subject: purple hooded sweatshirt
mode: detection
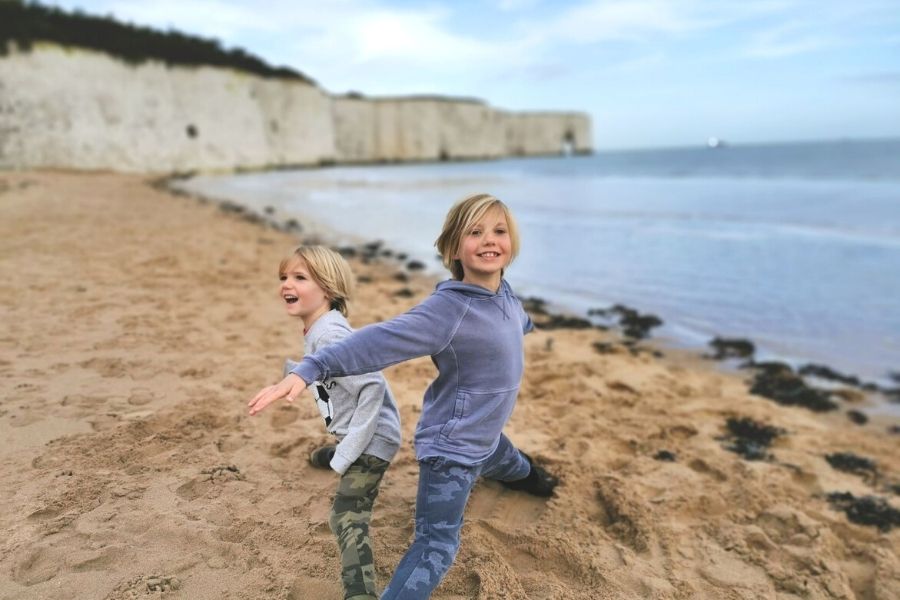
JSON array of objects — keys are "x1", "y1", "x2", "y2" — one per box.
[{"x1": 291, "y1": 279, "x2": 533, "y2": 466}]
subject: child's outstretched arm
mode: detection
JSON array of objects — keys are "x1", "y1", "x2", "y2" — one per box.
[
  {"x1": 291, "y1": 291, "x2": 465, "y2": 384},
  {"x1": 248, "y1": 291, "x2": 466, "y2": 415},
  {"x1": 247, "y1": 373, "x2": 307, "y2": 416}
]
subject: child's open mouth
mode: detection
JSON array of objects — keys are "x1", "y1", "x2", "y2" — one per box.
[
  {"x1": 478, "y1": 252, "x2": 500, "y2": 258},
  {"x1": 284, "y1": 295, "x2": 299, "y2": 304}
]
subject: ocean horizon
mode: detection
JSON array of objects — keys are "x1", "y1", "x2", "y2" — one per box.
[{"x1": 176, "y1": 137, "x2": 900, "y2": 402}]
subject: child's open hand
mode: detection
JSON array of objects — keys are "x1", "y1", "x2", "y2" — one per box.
[{"x1": 248, "y1": 374, "x2": 308, "y2": 416}]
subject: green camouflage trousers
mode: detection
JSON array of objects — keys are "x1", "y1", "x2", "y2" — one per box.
[{"x1": 330, "y1": 453, "x2": 390, "y2": 600}]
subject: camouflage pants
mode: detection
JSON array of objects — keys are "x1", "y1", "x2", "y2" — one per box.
[
  {"x1": 330, "y1": 453, "x2": 390, "y2": 600},
  {"x1": 380, "y1": 433, "x2": 530, "y2": 599}
]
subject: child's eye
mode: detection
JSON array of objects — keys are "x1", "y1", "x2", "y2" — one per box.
[
  {"x1": 278, "y1": 275, "x2": 287, "y2": 281},
  {"x1": 294, "y1": 275, "x2": 306, "y2": 281},
  {"x1": 470, "y1": 229, "x2": 482, "y2": 236}
]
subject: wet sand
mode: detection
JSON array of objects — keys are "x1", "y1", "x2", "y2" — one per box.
[{"x1": 0, "y1": 171, "x2": 898, "y2": 599}]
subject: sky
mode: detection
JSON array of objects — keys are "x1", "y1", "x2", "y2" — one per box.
[{"x1": 43, "y1": 0, "x2": 900, "y2": 150}]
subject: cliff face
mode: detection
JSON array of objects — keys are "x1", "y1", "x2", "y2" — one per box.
[
  {"x1": 0, "y1": 46, "x2": 334, "y2": 172},
  {"x1": 0, "y1": 46, "x2": 592, "y2": 172}
]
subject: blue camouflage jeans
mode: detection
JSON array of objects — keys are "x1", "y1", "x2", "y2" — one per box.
[{"x1": 380, "y1": 434, "x2": 530, "y2": 599}]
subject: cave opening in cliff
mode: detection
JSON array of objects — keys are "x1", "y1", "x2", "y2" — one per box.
[{"x1": 562, "y1": 130, "x2": 575, "y2": 156}]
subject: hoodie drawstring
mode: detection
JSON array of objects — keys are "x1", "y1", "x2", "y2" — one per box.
[{"x1": 494, "y1": 294, "x2": 511, "y2": 320}]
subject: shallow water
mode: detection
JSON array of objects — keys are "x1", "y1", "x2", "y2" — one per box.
[{"x1": 176, "y1": 138, "x2": 900, "y2": 390}]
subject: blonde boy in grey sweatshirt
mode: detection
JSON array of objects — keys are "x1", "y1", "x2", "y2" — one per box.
[{"x1": 267, "y1": 245, "x2": 401, "y2": 600}]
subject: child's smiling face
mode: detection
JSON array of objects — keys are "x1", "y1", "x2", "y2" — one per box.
[
  {"x1": 455, "y1": 206, "x2": 511, "y2": 289},
  {"x1": 279, "y1": 258, "x2": 330, "y2": 323}
]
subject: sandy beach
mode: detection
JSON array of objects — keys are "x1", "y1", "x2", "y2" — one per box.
[{"x1": 1, "y1": 171, "x2": 898, "y2": 599}]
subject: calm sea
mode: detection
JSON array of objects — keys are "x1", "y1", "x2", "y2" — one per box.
[{"x1": 176, "y1": 138, "x2": 900, "y2": 393}]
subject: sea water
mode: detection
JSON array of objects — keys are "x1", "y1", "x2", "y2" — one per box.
[{"x1": 176, "y1": 138, "x2": 900, "y2": 390}]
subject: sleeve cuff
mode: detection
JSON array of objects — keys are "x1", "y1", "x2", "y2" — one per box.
[
  {"x1": 290, "y1": 358, "x2": 321, "y2": 385},
  {"x1": 330, "y1": 451, "x2": 353, "y2": 475}
]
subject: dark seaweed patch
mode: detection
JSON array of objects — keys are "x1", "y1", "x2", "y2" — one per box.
[
  {"x1": 720, "y1": 417, "x2": 785, "y2": 461},
  {"x1": 653, "y1": 450, "x2": 676, "y2": 462},
  {"x1": 826, "y1": 492, "x2": 900, "y2": 532},
  {"x1": 747, "y1": 363, "x2": 838, "y2": 412},
  {"x1": 825, "y1": 452, "x2": 877, "y2": 478}
]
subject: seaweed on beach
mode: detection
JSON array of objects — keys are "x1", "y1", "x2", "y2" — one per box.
[
  {"x1": 720, "y1": 417, "x2": 785, "y2": 461},
  {"x1": 653, "y1": 450, "x2": 676, "y2": 462},
  {"x1": 747, "y1": 362, "x2": 838, "y2": 412},
  {"x1": 534, "y1": 314, "x2": 594, "y2": 330},
  {"x1": 520, "y1": 296, "x2": 549, "y2": 315},
  {"x1": 798, "y1": 363, "x2": 862, "y2": 387},
  {"x1": 825, "y1": 452, "x2": 878, "y2": 478},
  {"x1": 826, "y1": 492, "x2": 900, "y2": 532},
  {"x1": 588, "y1": 304, "x2": 662, "y2": 339},
  {"x1": 592, "y1": 341, "x2": 618, "y2": 355},
  {"x1": 707, "y1": 337, "x2": 755, "y2": 360},
  {"x1": 0, "y1": 1, "x2": 314, "y2": 83},
  {"x1": 846, "y1": 410, "x2": 868, "y2": 425}
]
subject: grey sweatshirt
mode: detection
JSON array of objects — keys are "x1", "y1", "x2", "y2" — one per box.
[
  {"x1": 292, "y1": 279, "x2": 533, "y2": 466},
  {"x1": 285, "y1": 310, "x2": 401, "y2": 474}
]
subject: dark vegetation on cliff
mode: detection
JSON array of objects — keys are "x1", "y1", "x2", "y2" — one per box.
[{"x1": 0, "y1": 0, "x2": 315, "y2": 84}]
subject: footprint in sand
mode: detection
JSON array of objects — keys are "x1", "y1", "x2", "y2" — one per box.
[
  {"x1": 179, "y1": 367, "x2": 213, "y2": 379},
  {"x1": 11, "y1": 545, "x2": 63, "y2": 586},
  {"x1": 270, "y1": 405, "x2": 300, "y2": 428},
  {"x1": 176, "y1": 465, "x2": 245, "y2": 501},
  {"x1": 127, "y1": 388, "x2": 157, "y2": 406},
  {"x1": 269, "y1": 438, "x2": 306, "y2": 457},
  {"x1": 467, "y1": 483, "x2": 550, "y2": 526},
  {"x1": 289, "y1": 575, "x2": 342, "y2": 600},
  {"x1": 688, "y1": 458, "x2": 728, "y2": 482}
]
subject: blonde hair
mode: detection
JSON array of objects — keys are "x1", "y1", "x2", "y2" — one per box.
[
  {"x1": 278, "y1": 246, "x2": 355, "y2": 316},
  {"x1": 435, "y1": 193, "x2": 520, "y2": 280}
]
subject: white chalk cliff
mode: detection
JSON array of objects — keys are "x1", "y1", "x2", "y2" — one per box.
[{"x1": 0, "y1": 45, "x2": 592, "y2": 173}]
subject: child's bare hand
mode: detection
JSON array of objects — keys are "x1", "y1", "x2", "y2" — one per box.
[{"x1": 248, "y1": 374, "x2": 308, "y2": 416}]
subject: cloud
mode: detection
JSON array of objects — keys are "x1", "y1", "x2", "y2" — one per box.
[
  {"x1": 539, "y1": 1, "x2": 718, "y2": 44},
  {"x1": 743, "y1": 22, "x2": 835, "y2": 58},
  {"x1": 44, "y1": 0, "x2": 900, "y2": 96},
  {"x1": 103, "y1": 0, "x2": 282, "y2": 40},
  {"x1": 739, "y1": 1, "x2": 900, "y2": 59},
  {"x1": 344, "y1": 9, "x2": 508, "y2": 64}
]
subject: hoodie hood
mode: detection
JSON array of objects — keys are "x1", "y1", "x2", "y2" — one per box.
[{"x1": 435, "y1": 278, "x2": 514, "y2": 319}]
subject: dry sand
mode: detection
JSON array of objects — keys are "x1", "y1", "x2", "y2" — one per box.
[{"x1": 0, "y1": 171, "x2": 898, "y2": 600}]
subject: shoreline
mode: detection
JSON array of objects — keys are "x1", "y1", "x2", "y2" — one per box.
[
  {"x1": 1, "y1": 171, "x2": 898, "y2": 599},
  {"x1": 169, "y1": 163, "x2": 900, "y2": 394},
  {"x1": 167, "y1": 173, "x2": 900, "y2": 425}
]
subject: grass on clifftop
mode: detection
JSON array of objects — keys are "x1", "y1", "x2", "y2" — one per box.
[{"x1": 0, "y1": 0, "x2": 316, "y2": 84}]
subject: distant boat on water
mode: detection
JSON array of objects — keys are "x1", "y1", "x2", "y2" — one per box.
[{"x1": 707, "y1": 137, "x2": 727, "y2": 149}]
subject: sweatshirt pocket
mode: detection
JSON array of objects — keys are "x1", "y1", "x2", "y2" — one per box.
[{"x1": 438, "y1": 391, "x2": 468, "y2": 441}]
